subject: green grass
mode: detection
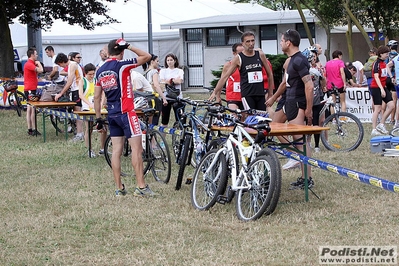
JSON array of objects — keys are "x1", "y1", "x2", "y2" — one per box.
[{"x1": 1, "y1": 97, "x2": 399, "y2": 265}]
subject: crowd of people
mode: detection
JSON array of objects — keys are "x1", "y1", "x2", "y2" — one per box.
[
  {"x1": 22, "y1": 31, "x2": 399, "y2": 196},
  {"x1": 24, "y1": 40, "x2": 184, "y2": 196}
]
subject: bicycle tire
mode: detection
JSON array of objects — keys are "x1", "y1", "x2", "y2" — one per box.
[
  {"x1": 171, "y1": 121, "x2": 183, "y2": 159},
  {"x1": 104, "y1": 135, "x2": 112, "y2": 168},
  {"x1": 321, "y1": 112, "x2": 364, "y2": 152},
  {"x1": 235, "y1": 155, "x2": 276, "y2": 221},
  {"x1": 8, "y1": 91, "x2": 25, "y2": 117},
  {"x1": 390, "y1": 127, "x2": 399, "y2": 137},
  {"x1": 176, "y1": 134, "x2": 193, "y2": 190},
  {"x1": 191, "y1": 149, "x2": 227, "y2": 210},
  {"x1": 15, "y1": 91, "x2": 25, "y2": 117},
  {"x1": 49, "y1": 115, "x2": 64, "y2": 133},
  {"x1": 104, "y1": 136, "x2": 134, "y2": 177},
  {"x1": 257, "y1": 147, "x2": 282, "y2": 215},
  {"x1": 146, "y1": 130, "x2": 171, "y2": 184}
]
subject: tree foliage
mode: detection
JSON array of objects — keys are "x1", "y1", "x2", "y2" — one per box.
[
  {"x1": 0, "y1": 0, "x2": 117, "y2": 77},
  {"x1": 230, "y1": 0, "x2": 295, "y2": 10},
  {"x1": 231, "y1": 0, "x2": 399, "y2": 60}
]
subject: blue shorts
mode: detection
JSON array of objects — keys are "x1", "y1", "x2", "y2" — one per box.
[{"x1": 108, "y1": 111, "x2": 142, "y2": 138}]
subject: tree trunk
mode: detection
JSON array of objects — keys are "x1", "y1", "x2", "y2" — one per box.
[
  {"x1": 325, "y1": 25, "x2": 331, "y2": 61},
  {"x1": 346, "y1": 1, "x2": 354, "y2": 62},
  {"x1": 294, "y1": 0, "x2": 314, "y2": 45},
  {"x1": 0, "y1": 10, "x2": 17, "y2": 78},
  {"x1": 342, "y1": 0, "x2": 373, "y2": 49}
]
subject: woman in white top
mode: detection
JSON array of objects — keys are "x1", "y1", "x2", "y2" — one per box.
[
  {"x1": 159, "y1": 53, "x2": 184, "y2": 127},
  {"x1": 143, "y1": 54, "x2": 168, "y2": 125}
]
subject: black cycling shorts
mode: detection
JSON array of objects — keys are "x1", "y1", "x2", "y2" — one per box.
[{"x1": 285, "y1": 100, "x2": 306, "y2": 121}]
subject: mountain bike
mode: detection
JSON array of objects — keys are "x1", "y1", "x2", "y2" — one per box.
[
  {"x1": 104, "y1": 108, "x2": 171, "y2": 183},
  {"x1": 1, "y1": 78, "x2": 25, "y2": 117},
  {"x1": 319, "y1": 85, "x2": 364, "y2": 152},
  {"x1": 191, "y1": 107, "x2": 280, "y2": 221},
  {"x1": 171, "y1": 97, "x2": 224, "y2": 190}
]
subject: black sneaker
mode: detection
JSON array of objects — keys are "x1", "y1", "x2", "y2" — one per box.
[
  {"x1": 290, "y1": 177, "x2": 314, "y2": 189},
  {"x1": 32, "y1": 129, "x2": 42, "y2": 136}
]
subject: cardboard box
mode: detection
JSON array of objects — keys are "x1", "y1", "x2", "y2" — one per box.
[{"x1": 370, "y1": 136, "x2": 391, "y2": 153}]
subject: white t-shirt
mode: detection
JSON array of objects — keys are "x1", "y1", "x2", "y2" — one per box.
[
  {"x1": 52, "y1": 55, "x2": 65, "y2": 83},
  {"x1": 352, "y1": 61, "x2": 368, "y2": 86},
  {"x1": 159, "y1": 68, "x2": 184, "y2": 97},
  {"x1": 131, "y1": 71, "x2": 153, "y2": 92},
  {"x1": 68, "y1": 61, "x2": 83, "y2": 92}
]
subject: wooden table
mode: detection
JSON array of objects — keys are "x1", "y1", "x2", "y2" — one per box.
[
  {"x1": 74, "y1": 110, "x2": 108, "y2": 158},
  {"x1": 74, "y1": 109, "x2": 149, "y2": 158},
  {"x1": 28, "y1": 101, "x2": 76, "y2": 142},
  {"x1": 211, "y1": 122, "x2": 329, "y2": 201},
  {"x1": 212, "y1": 122, "x2": 328, "y2": 136}
]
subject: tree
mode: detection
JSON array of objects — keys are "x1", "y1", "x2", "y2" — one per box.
[
  {"x1": 353, "y1": 0, "x2": 399, "y2": 46},
  {"x1": 230, "y1": 0, "x2": 344, "y2": 60},
  {"x1": 0, "y1": 0, "x2": 117, "y2": 78}
]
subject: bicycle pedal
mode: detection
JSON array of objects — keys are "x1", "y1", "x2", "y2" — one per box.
[{"x1": 217, "y1": 195, "x2": 228, "y2": 205}]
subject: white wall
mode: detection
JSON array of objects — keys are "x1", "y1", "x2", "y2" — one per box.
[{"x1": 40, "y1": 37, "x2": 181, "y2": 72}]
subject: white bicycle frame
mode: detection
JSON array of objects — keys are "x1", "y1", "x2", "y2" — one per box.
[{"x1": 206, "y1": 123, "x2": 263, "y2": 191}]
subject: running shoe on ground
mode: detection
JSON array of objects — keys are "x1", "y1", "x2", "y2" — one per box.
[
  {"x1": 314, "y1": 147, "x2": 321, "y2": 153},
  {"x1": 29, "y1": 129, "x2": 41, "y2": 136},
  {"x1": 98, "y1": 149, "x2": 104, "y2": 155},
  {"x1": 133, "y1": 185, "x2": 157, "y2": 197},
  {"x1": 371, "y1": 129, "x2": 383, "y2": 136},
  {"x1": 290, "y1": 177, "x2": 314, "y2": 190},
  {"x1": 282, "y1": 158, "x2": 300, "y2": 170},
  {"x1": 376, "y1": 123, "x2": 389, "y2": 135},
  {"x1": 71, "y1": 134, "x2": 84, "y2": 142},
  {"x1": 88, "y1": 150, "x2": 96, "y2": 158},
  {"x1": 115, "y1": 184, "x2": 127, "y2": 196}
]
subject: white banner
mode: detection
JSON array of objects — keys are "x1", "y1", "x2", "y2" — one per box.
[{"x1": 345, "y1": 87, "x2": 373, "y2": 123}]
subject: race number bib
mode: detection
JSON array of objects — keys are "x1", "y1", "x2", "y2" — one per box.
[
  {"x1": 233, "y1": 82, "x2": 241, "y2": 92},
  {"x1": 248, "y1": 71, "x2": 263, "y2": 83}
]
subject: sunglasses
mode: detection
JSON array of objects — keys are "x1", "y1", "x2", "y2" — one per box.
[
  {"x1": 284, "y1": 29, "x2": 293, "y2": 42},
  {"x1": 76, "y1": 56, "x2": 82, "y2": 59}
]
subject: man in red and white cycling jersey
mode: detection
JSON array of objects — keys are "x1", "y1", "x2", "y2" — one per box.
[{"x1": 94, "y1": 39, "x2": 155, "y2": 197}]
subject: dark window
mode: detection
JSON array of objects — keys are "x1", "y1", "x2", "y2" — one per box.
[
  {"x1": 296, "y1": 23, "x2": 315, "y2": 39},
  {"x1": 260, "y1": 25, "x2": 277, "y2": 40},
  {"x1": 206, "y1": 27, "x2": 242, "y2": 46},
  {"x1": 207, "y1": 28, "x2": 226, "y2": 46},
  {"x1": 186, "y1": 29, "x2": 202, "y2": 41}
]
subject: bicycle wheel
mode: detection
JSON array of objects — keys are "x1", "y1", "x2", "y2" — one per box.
[
  {"x1": 104, "y1": 135, "x2": 112, "y2": 168},
  {"x1": 49, "y1": 115, "x2": 64, "y2": 133},
  {"x1": 8, "y1": 91, "x2": 26, "y2": 117},
  {"x1": 390, "y1": 127, "x2": 399, "y2": 137},
  {"x1": 321, "y1": 112, "x2": 364, "y2": 152},
  {"x1": 176, "y1": 134, "x2": 193, "y2": 190},
  {"x1": 191, "y1": 149, "x2": 227, "y2": 210},
  {"x1": 104, "y1": 136, "x2": 133, "y2": 177},
  {"x1": 235, "y1": 155, "x2": 276, "y2": 221},
  {"x1": 145, "y1": 130, "x2": 171, "y2": 184},
  {"x1": 171, "y1": 121, "x2": 183, "y2": 159},
  {"x1": 257, "y1": 147, "x2": 282, "y2": 215}
]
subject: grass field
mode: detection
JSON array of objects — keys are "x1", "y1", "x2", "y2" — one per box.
[{"x1": 1, "y1": 96, "x2": 398, "y2": 265}]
